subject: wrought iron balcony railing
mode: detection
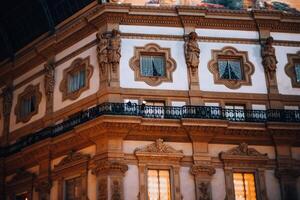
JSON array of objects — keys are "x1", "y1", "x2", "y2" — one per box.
[{"x1": 1, "y1": 102, "x2": 300, "y2": 157}]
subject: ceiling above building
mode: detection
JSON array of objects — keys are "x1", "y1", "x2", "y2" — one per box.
[{"x1": 0, "y1": 0, "x2": 94, "y2": 63}]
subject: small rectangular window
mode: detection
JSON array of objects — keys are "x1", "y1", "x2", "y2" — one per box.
[
  {"x1": 233, "y1": 172, "x2": 257, "y2": 200},
  {"x1": 147, "y1": 169, "x2": 171, "y2": 200},
  {"x1": 218, "y1": 59, "x2": 243, "y2": 80},
  {"x1": 65, "y1": 176, "x2": 82, "y2": 200},
  {"x1": 295, "y1": 63, "x2": 300, "y2": 83},
  {"x1": 140, "y1": 55, "x2": 165, "y2": 77},
  {"x1": 68, "y1": 69, "x2": 86, "y2": 93}
]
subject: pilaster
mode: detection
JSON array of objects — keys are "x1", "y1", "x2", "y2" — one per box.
[{"x1": 35, "y1": 157, "x2": 52, "y2": 200}]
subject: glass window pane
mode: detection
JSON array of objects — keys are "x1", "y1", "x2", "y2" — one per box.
[
  {"x1": 233, "y1": 173, "x2": 257, "y2": 200},
  {"x1": 218, "y1": 59, "x2": 242, "y2": 80},
  {"x1": 141, "y1": 55, "x2": 165, "y2": 77},
  {"x1": 148, "y1": 170, "x2": 159, "y2": 200},
  {"x1": 295, "y1": 63, "x2": 300, "y2": 83},
  {"x1": 68, "y1": 69, "x2": 86, "y2": 93},
  {"x1": 159, "y1": 170, "x2": 171, "y2": 200}
]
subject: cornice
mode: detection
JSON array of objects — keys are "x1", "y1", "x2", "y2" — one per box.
[{"x1": 1, "y1": 4, "x2": 300, "y2": 88}]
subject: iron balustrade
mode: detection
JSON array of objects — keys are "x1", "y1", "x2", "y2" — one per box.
[{"x1": 1, "y1": 103, "x2": 300, "y2": 157}]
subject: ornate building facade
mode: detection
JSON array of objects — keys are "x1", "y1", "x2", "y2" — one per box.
[{"x1": 0, "y1": 1, "x2": 300, "y2": 200}]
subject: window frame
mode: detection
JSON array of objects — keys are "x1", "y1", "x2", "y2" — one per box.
[
  {"x1": 52, "y1": 150, "x2": 90, "y2": 200},
  {"x1": 129, "y1": 43, "x2": 176, "y2": 86},
  {"x1": 285, "y1": 51, "x2": 300, "y2": 88},
  {"x1": 208, "y1": 46, "x2": 255, "y2": 89},
  {"x1": 220, "y1": 143, "x2": 269, "y2": 200},
  {"x1": 59, "y1": 57, "x2": 93, "y2": 101},
  {"x1": 146, "y1": 167, "x2": 174, "y2": 200},
  {"x1": 134, "y1": 139, "x2": 183, "y2": 200},
  {"x1": 14, "y1": 84, "x2": 42, "y2": 123}
]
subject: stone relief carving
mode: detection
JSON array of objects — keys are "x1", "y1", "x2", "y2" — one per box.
[
  {"x1": 91, "y1": 160, "x2": 128, "y2": 176},
  {"x1": 198, "y1": 182, "x2": 210, "y2": 200},
  {"x1": 44, "y1": 60, "x2": 55, "y2": 101},
  {"x1": 98, "y1": 177, "x2": 108, "y2": 200},
  {"x1": 190, "y1": 165, "x2": 216, "y2": 176},
  {"x1": 134, "y1": 138, "x2": 183, "y2": 154},
  {"x1": 185, "y1": 32, "x2": 200, "y2": 75},
  {"x1": 97, "y1": 32, "x2": 109, "y2": 75},
  {"x1": 221, "y1": 142, "x2": 267, "y2": 157},
  {"x1": 261, "y1": 36, "x2": 278, "y2": 80},
  {"x1": 111, "y1": 179, "x2": 121, "y2": 200},
  {"x1": 2, "y1": 85, "x2": 13, "y2": 116},
  {"x1": 108, "y1": 29, "x2": 121, "y2": 73}
]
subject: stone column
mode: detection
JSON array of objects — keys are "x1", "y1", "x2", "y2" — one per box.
[
  {"x1": 190, "y1": 165, "x2": 216, "y2": 200},
  {"x1": 91, "y1": 159, "x2": 128, "y2": 200}
]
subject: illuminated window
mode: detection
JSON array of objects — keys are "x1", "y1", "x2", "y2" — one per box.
[
  {"x1": 233, "y1": 173, "x2": 257, "y2": 200},
  {"x1": 218, "y1": 59, "x2": 243, "y2": 80},
  {"x1": 65, "y1": 176, "x2": 82, "y2": 200},
  {"x1": 147, "y1": 169, "x2": 171, "y2": 200}
]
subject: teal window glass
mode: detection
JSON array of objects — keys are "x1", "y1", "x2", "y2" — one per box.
[
  {"x1": 140, "y1": 55, "x2": 165, "y2": 77},
  {"x1": 68, "y1": 69, "x2": 86, "y2": 93},
  {"x1": 218, "y1": 59, "x2": 243, "y2": 80}
]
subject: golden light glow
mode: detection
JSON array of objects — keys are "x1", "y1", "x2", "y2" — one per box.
[
  {"x1": 147, "y1": 169, "x2": 171, "y2": 200},
  {"x1": 233, "y1": 173, "x2": 257, "y2": 200}
]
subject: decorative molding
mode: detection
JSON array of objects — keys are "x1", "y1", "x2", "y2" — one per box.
[
  {"x1": 7, "y1": 168, "x2": 36, "y2": 200},
  {"x1": 285, "y1": 51, "x2": 300, "y2": 88},
  {"x1": 129, "y1": 43, "x2": 176, "y2": 86},
  {"x1": 54, "y1": 150, "x2": 90, "y2": 171},
  {"x1": 190, "y1": 165, "x2": 216, "y2": 177},
  {"x1": 208, "y1": 46, "x2": 255, "y2": 89},
  {"x1": 14, "y1": 84, "x2": 42, "y2": 123},
  {"x1": 220, "y1": 142, "x2": 268, "y2": 162},
  {"x1": 135, "y1": 138, "x2": 183, "y2": 154},
  {"x1": 91, "y1": 160, "x2": 128, "y2": 176},
  {"x1": 59, "y1": 56, "x2": 93, "y2": 101}
]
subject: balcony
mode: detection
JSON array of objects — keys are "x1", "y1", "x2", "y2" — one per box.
[{"x1": 1, "y1": 102, "x2": 300, "y2": 157}]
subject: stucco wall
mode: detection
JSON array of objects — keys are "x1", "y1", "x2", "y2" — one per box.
[
  {"x1": 196, "y1": 29, "x2": 259, "y2": 39},
  {"x1": 180, "y1": 166, "x2": 196, "y2": 200},
  {"x1": 273, "y1": 46, "x2": 300, "y2": 95},
  {"x1": 120, "y1": 38, "x2": 189, "y2": 90},
  {"x1": 124, "y1": 165, "x2": 139, "y2": 200},
  {"x1": 199, "y1": 42, "x2": 267, "y2": 94},
  {"x1": 10, "y1": 75, "x2": 46, "y2": 132},
  {"x1": 265, "y1": 170, "x2": 281, "y2": 200},
  {"x1": 211, "y1": 168, "x2": 226, "y2": 200},
  {"x1": 53, "y1": 46, "x2": 99, "y2": 112}
]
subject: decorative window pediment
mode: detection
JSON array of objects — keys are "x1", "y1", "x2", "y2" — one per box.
[
  {"x1": 285, "y1": 51, "x2": 300, "y2": 88},
  {"x1": 7, "y1": 169, "x2": 36, "y2": 200},
  {"x1": 14, "y1": 84, "x2": 42, "y2": 123},
  {"x1": 59, "y1": 57, "x2": 93, "y2": 101},
  {"x1": 129, "y1": 43, "x2": 176, "y2": 86},
  {"x1": 208, "y1": 46, "x2": 255, "y2": 89},
  {"x1": 52, "y1": 150, "x2": 90, "y2": 200}
]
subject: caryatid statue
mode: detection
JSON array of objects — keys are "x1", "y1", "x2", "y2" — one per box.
[
  {"x1": 261, "y1": 36, "x2": 278, "y2": 80},
  {"x1": 108, "y1": 29, "x2": 121, "y2": 73},
  {"x1": 185, "y1": 32, "x2": 200, "y2": 75},
  {"x1": 97, "y1": 32, "x2": 109, "y2": 74},
  {"x1": 44, "y1": 60, "x2": 55, "y2": 101}
]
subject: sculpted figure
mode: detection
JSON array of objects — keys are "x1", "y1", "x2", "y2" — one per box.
[
  {"x1": 97, "y1": 32, "x2": 109, "y2": 74},
  {"x1": 185, "y1": 32, "x2": 200, "y2": 75},
  {"x1": 261, "y1": 36, "x2": 277, "y2": 79},
  {"x1": 108, "y1": 29, "x2": 121, "y2": 73},
  {"x1": 198, "y1": 182, "x2": 209, "y2": 200},
  {"x1": 3, "y1": 85, "x2": 13, "y2": 116},
  {"x1": 44, "y1": 61, "x2": 55, "y2": 100}
]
